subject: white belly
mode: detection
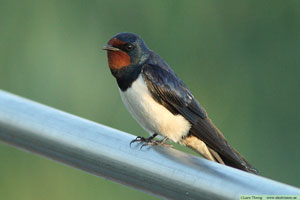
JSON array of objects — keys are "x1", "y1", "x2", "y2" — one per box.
[{"x1": 119, "y1": 75, "x2": 191, "y2": 142}]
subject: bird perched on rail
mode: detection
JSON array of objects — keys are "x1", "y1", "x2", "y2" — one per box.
[{"x1": 103, "y1": 32, "x2": 258, "y2": 174}]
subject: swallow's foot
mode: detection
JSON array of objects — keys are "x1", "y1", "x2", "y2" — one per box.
[
  {"x1": 139, "y1": 136, "x2": 172, "y2": 149},
  {"x1": 130, "y1": 134, "x2": 157, "y2": 147},
  {"x1": 130, "y1": 134, "x2": 172, "y2": 149}
]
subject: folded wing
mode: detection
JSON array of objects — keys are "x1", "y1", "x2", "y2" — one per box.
[{"x1": 142, "y1": 64, "x2": 258, "y2": 174}]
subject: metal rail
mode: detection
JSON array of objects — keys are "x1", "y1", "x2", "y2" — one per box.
[{"x1": 0, "y1": 90, "x2": 299, "y2": 200}]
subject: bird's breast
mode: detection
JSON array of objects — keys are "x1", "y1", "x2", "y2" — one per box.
[{"x1": 119, "y1": 74, "x2": 191, "y2": 142}]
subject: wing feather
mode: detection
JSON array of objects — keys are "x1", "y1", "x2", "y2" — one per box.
[{"x1": 142, "y1": 64, "x2": 258, "y2": 174}]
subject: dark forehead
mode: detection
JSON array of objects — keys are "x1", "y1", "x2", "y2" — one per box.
[{"x1": 112, "y1": 32, "x2": 140, "y2": 43}]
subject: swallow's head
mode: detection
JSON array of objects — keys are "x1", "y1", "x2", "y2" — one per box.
[{"x1": 103, "y1": 32, "x2": 150, "y2": 71}]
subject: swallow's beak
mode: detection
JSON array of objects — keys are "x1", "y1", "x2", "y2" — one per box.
[{"x1": 102, "y1": 44, "x2": 121, "y2": 51}]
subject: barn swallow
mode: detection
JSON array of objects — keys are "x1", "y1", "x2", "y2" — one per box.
[{"x1": 103, "y1": 32, "x2": 258, "y2": 174}]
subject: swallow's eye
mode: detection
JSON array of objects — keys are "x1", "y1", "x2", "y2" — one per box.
[{"x1": 125, "y1": 44, "x2": 134, "y2": 51}]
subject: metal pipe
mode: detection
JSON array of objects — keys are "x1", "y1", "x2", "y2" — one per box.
[{"x1": 0, "y1": 90, "x2": 299, "y2": 200}]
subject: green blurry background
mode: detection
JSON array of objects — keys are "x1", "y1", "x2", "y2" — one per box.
[{"x1": 0, "y1": 0, "x2": 299, "y2": 199}]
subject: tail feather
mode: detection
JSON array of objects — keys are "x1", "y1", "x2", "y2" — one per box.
[
  {"x1": 188, "y1": 117, "x2": 258, "y2": 174},
  {"x1": 217, "y1": 146, "x2": 258, "y2": 174}
]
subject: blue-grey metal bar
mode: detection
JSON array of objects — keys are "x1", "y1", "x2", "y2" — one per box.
[{"x1": 0, "y1": 90, "x2": 299, "y2": 200}]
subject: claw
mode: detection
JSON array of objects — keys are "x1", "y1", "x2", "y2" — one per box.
[
  {"x1": 130, "y1": 135, "x2": 171, "y2": 149},
  {"x1": 140, "y1": 143, "x2": 149, "y2": 150},
  {"x1": 130, "y1": 136, "x2": 146, "y2": 147},
  {"x1": 130, "y1": 134, "x2": 158, "y2": 148},
  {"x1": 140, "y1": 138, "x2": 172, "y2": 149}
]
